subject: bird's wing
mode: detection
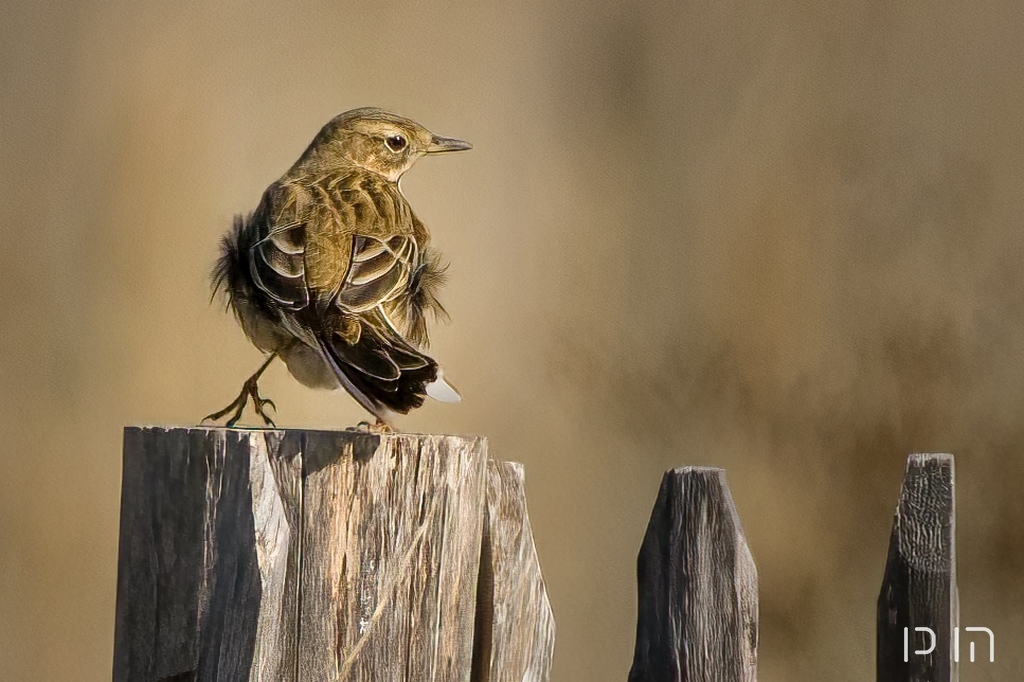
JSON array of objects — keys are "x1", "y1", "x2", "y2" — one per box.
[
  {"x1": 335, "y1": 233, "x2": 419, "y2": 313},
  {"x1": 248, "y1": 178, "x2": 421, "y2": 318},
  {"x1": 248, "y1": 183, "x2": 311, "y2": 310},
  {"x1": 311, "y1": 180, "x2": 437, "y2": 418}
]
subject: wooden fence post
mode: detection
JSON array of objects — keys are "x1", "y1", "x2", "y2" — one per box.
[
  {"x1": 627, "y1": 467, "x2": 758, "y2": 682},
  {"x1": 112, "y1": 427, "x2": 554, "y2": 682},
  {"x1": 472, "y1": 460, "x2": 556, "y2": 682},
  {"x1": 877, "y1": 453, "x2": 958, "y2": 682}
]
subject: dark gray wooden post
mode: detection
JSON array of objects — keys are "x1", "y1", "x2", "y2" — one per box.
[
  {"x1": 112, "y1": 427, "x2": 553, "y2": 682},
  {"x1": 877, "y1": 453, "x2": 958, "y2": 682},
  {"x1": 627, "y1": 467, "x2": 758, "y2": 682}
]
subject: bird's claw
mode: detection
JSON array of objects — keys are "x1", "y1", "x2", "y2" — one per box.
[
  {"x1": 204, "y1": 378, "x2": 277, "y2": 428},
  {"x1": 202, "y1": 393, "x2": 247, "y2": 427},
  {"x1": 346, "y1": 419, "x2": 394, "y2": 434},
  {"x1": 253, "y1": 395, "x2": 277, "y2": 428}
]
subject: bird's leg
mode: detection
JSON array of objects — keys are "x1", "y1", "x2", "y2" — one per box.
[{"x1": 203, "y1": 353, "x2": 278, "y2": 427}]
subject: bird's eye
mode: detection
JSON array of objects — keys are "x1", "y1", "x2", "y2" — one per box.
[{"x1": 385, "y1": 135, "x2": 407, "y2": 152}]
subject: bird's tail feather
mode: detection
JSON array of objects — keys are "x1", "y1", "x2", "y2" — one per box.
[
  {"x1": 426, "y1": 369, "x2": 462, "y2": 403},
  {"x1": 314, "y1": 335, "x2": 396, "y2": 422},
  {"x1": 315, "y1": 317, "x2": 439, "y2": 417}
]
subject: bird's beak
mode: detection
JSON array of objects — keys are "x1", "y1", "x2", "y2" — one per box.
[{"x1": 426, "y1": 135, "x2": 473, "y2": 153}]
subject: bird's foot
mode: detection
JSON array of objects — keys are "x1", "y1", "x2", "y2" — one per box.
[
  {"x1": 203, "y1": 377, "x2": 276, "y2": 428},
  {"x1": 347, "y1": 418, "x2": 395, "y2": 434},
  {"x1": 202, "y1": 387, "x2": 248, "y2": 427},
  {"x1": 248, "y1": 377, "x2": 277, "y2": 427}
]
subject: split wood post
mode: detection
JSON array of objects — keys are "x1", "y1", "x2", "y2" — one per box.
[
  {"x1": 627, "y1": 467, "x2": 758, "y2": 682},
  {"x1": 112, "y1": 427, "x2": 554, "y2": 682},
  {"x1": 474, "y1": 460, "x2": 556, "y2": 682},
  {"x1": 877, "y1": 453, "x2": 958, "y2": 682}
]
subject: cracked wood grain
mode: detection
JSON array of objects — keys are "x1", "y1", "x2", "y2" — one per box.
[
  {"x1": 471, "y1": 460, "x2": 555, "y2": 682},
  {"x1": 627, "y1": 467, "x2": 758, "y2": 682},
  {"x1": 297, "y1": 432, "x2": 487, "y2": 681},
  {"x1": 877, "y1": 453, "x2": 958, "y2": 682},
  {"x1": 114, "y1": 428, "x2": 302, "y2": 682},
  {"x1": 113, "y1": 427, "x2": 531, "y2": 682}
]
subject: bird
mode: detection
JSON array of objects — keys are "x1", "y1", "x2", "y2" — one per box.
[{"x1": 205, "y1": 108, "x2": 471, "y2": 429}]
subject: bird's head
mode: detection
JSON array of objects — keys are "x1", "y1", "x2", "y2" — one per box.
[{"x1": 300, "y1": 108, "x2": 472, "y2": 181}]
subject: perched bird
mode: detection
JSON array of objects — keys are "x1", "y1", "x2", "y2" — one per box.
[{"x1": 206, "y1": 108, "x2": 471, "y2": 428}]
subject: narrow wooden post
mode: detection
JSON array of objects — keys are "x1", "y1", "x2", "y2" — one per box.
[
  {"x1": 877, "y1": 453, "x2": 958, "y2": 682},
  {"x1": 471, "y1": 460, "x2": 556, "y2": 682},
  {"x1": 112, "y1": 427, "x2": 553, "y2": 682},
  {"x1": 627, "y1": 467, "x2": 758, "y2": 682}
]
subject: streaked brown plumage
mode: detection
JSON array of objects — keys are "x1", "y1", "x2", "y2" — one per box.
[{"x1": 206, "y1": 108, "x2": 470, "y2": 427}]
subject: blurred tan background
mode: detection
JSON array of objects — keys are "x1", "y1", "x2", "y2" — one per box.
[{"x1": 1, "y1": 1, "x2": 1022, "y2": 680}]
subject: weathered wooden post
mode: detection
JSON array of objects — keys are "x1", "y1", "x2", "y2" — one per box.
[
  {"x1": 475, "y1": 460, "x2": 556, "y2": 682},
  {"x1": 112, "y1": 427, "x2": 554, "y2": 682},
  {"x1": 877, "y1": 453, "x2": 957, "y2": 682},
  {"x1": 627, "y1": 467, "x2": 758, "y2": 682}
]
